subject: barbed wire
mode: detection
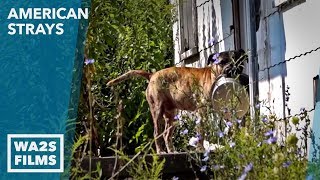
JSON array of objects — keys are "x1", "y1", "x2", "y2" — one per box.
[
  {"x1": 260, "y1": 46, "x2": 320, "y2": 72},
  {"x1": 196, "y1": 0, "x2": 211, "y2": 8},
  {"x1": 175, "y1": 1, "x2": 318, "y2": 124},
  {"x1": 263, "y1": 9, "x2": 280, "y2": 20},
  {"x1": 199, "y1": 32, "x2": 234, "y2": 54},
  {"x1": 197, "y1": 1, "x2": 280, "y2": 18},
  {"x1": 275, "y1": 108, "x2": 315, "y2": 122},
  {"x1": 174, "y1": 32, "x2": 233, "y2": 66}
]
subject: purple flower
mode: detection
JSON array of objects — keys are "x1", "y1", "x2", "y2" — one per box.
[
  {"x1": 238, "y1": 163, "x2": 253, "y2": 180},
  {"x1": 181, "y1": 129, "x2": 188, "y2": 135},
  {"x1": 255, "y1": 103, "x2": 260, "y2": 109},
  {"x1": 189, "y1": 137, "x2": 199, "y2": 147},
  {"x1": 84, "y1": 59, "x2": 95, "y2": 65},
  {"x1": 296, "y1": 149, "x2": 302, "y2": 155},
  {"x1": 209, "y1": 38, "x2": 216, "y2": 46},
  {"x1": 262, "y1": 117, "x2": 268, "y2": 123},
  {"x1": 196, "y1": 133, "x2": 202, "y2": 140},
  {"x1": 174, "y1": 114, "x2": 181, "y2": 120},
  {"x1": 217, "y1": 131, "x2": 224, "y2": 138},
  {"x1": 229, "y1": 142, "x2": 236, "y2": 148},
  {"x1": 226, "y1": 121, "x2": 233, "y2": 127},
  {"x1": 264, "y1": 130, "x2": 275, "y2": 137},
  {"x1": 202, "y1": 156, "x2": 209, "y2": 162},
  {"x1": 236, "y1": 119, "x2": 242, "y2": 124},
  {"x1": 195, "y1": 118, "x2": 201, "y2": 125},
  {"x1": 172, "y1": 176, "x2": 179, "y2": 180},
  {"x1": 283, "y1": 161, "x2": 292, "y2": 168},
  {"x1": 200, "y1": 165, "x2": 207, "y2": 172},
  {"x1": 213, "y1": 53, "x2": 220, "y2": 64},
  {"x1": 238, "y1": 173, "x2": 247, "y2": 180},
  {"x1": 244, "y1": 162, "x2": 253, "y2": 173},
  {"x1": 266, "y1": 136, "x2": 277, "y2": 144}
]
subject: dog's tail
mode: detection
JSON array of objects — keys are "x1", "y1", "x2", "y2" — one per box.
[{"x1": 107, "y1": 70, "x2": 152, "y2": 86}]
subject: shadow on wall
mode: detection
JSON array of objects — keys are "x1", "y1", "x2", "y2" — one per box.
[
  {"x1": 257, "y1": 0, "x2": 288, "y2": 80},
  {"x1": 267, "y1": 11, "x2": 287, "y2": 80},
  {"x1": 265, "y1": 0, "x2": 307, "y2": 80}
]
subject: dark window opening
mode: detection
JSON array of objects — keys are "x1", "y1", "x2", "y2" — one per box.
[{"x1": 179, "y1": 0, "x2": 197, "y2": 52}]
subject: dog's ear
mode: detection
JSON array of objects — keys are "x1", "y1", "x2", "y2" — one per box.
[{"x1": 207, "y1": 54, "x2": 214, "y2": 65}]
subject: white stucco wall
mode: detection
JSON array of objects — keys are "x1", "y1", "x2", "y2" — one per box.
[
  {"x1": 257, "y1": 0, "x2": 320, "y2": 119},
  {"x1": 173, "y1": 0, "x2": 320, "y2": 149},
  {"x1": 257, "y1": 0, "x2": 320, "y2": 150},
  {"x1": 282, "y1": 0, "x2": 320, "y2": 117}
]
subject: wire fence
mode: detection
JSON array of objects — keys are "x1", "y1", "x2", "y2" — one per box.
[
  {"x1": 260, "y1": 9, "x2": 318, "y2": 121},
  {"x1": 176, "y1": 1, "x2": 319, "y2": 121},
  {"x1": 263, "y1": 9, "x2": 280, "y2": 20},
  {"x1": 259, "y1": 46, "x2": 320, "y2": 72},
  {"x1": 174, "y1": 32, "x2": 233, "y2": 66},
  {"x1": 260, "y1": 7, "x2": 320, "y2": 72},
  {"x1": 196, "y1": 0, "x2": 211, "y2": 8}
]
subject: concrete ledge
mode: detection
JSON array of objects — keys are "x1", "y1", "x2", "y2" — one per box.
[{"x1": 81, "y1": 152, "x2": 211, "y2": 179}]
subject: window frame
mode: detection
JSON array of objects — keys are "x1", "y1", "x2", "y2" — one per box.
[
  {"x1": 274, "y1": 0, "x2": 306, "y2": 11},
  {"x1": 178, "y1": 0, "x2": 198, "y2": 61}
]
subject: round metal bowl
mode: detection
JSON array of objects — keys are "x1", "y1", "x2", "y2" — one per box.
[{"x1": 211, "y1": 76, "x2": 250, "y2": 119}]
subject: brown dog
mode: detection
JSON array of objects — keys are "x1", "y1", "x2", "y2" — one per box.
[{"x1": 107, "y1": 50, "x2": 248, "y2": 153}]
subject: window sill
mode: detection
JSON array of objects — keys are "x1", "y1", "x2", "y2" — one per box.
[
  {"x1": 273, "y1": 0, "x2": 305, "y2": 11},
  {"x1": 180, "y1": 47, "x2": 199, "y2": 61}
]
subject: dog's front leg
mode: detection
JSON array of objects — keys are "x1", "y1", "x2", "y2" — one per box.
[{"x1": 196, "y1": 108, "x2": 207, "y2": 151}]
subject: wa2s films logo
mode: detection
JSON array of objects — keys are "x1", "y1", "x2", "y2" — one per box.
[{"x1": 7, "y1": 134, "x2": 64, "y2": 173}]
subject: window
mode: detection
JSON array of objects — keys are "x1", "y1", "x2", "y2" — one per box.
[
  {"x1": 313, "y1": 75, "x2": 319, "y2": 107},
  {"x1": 179, "y1": 0, "x2": 198, "y2": 60}
]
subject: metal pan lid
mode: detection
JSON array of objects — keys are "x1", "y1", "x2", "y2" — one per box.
[{"x1": 211, "y1": 76, "x2": 250, "y2": 119}]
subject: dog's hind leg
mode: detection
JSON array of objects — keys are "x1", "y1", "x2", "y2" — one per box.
[
  {"x1": 147, "y1": 95, "x2": 166, "y2": 154},
  {"x1": 152, "y1": 106, "x2": 166, "y2": 154},
  {"x1": 163, "y1": 109, "x2": 176, "y2": 153}
]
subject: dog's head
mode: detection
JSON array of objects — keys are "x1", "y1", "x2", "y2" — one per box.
[{"x1": 207, "y1": 49, "x2": 248, "y2": 77}]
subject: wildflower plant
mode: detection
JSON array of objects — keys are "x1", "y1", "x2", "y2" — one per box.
[
  {"x1": 103, "y1": 60, "x2": 320, "y2": 179},
  {"x1": 171, "y1": 83, "x2": 317, "y2": 179}
]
